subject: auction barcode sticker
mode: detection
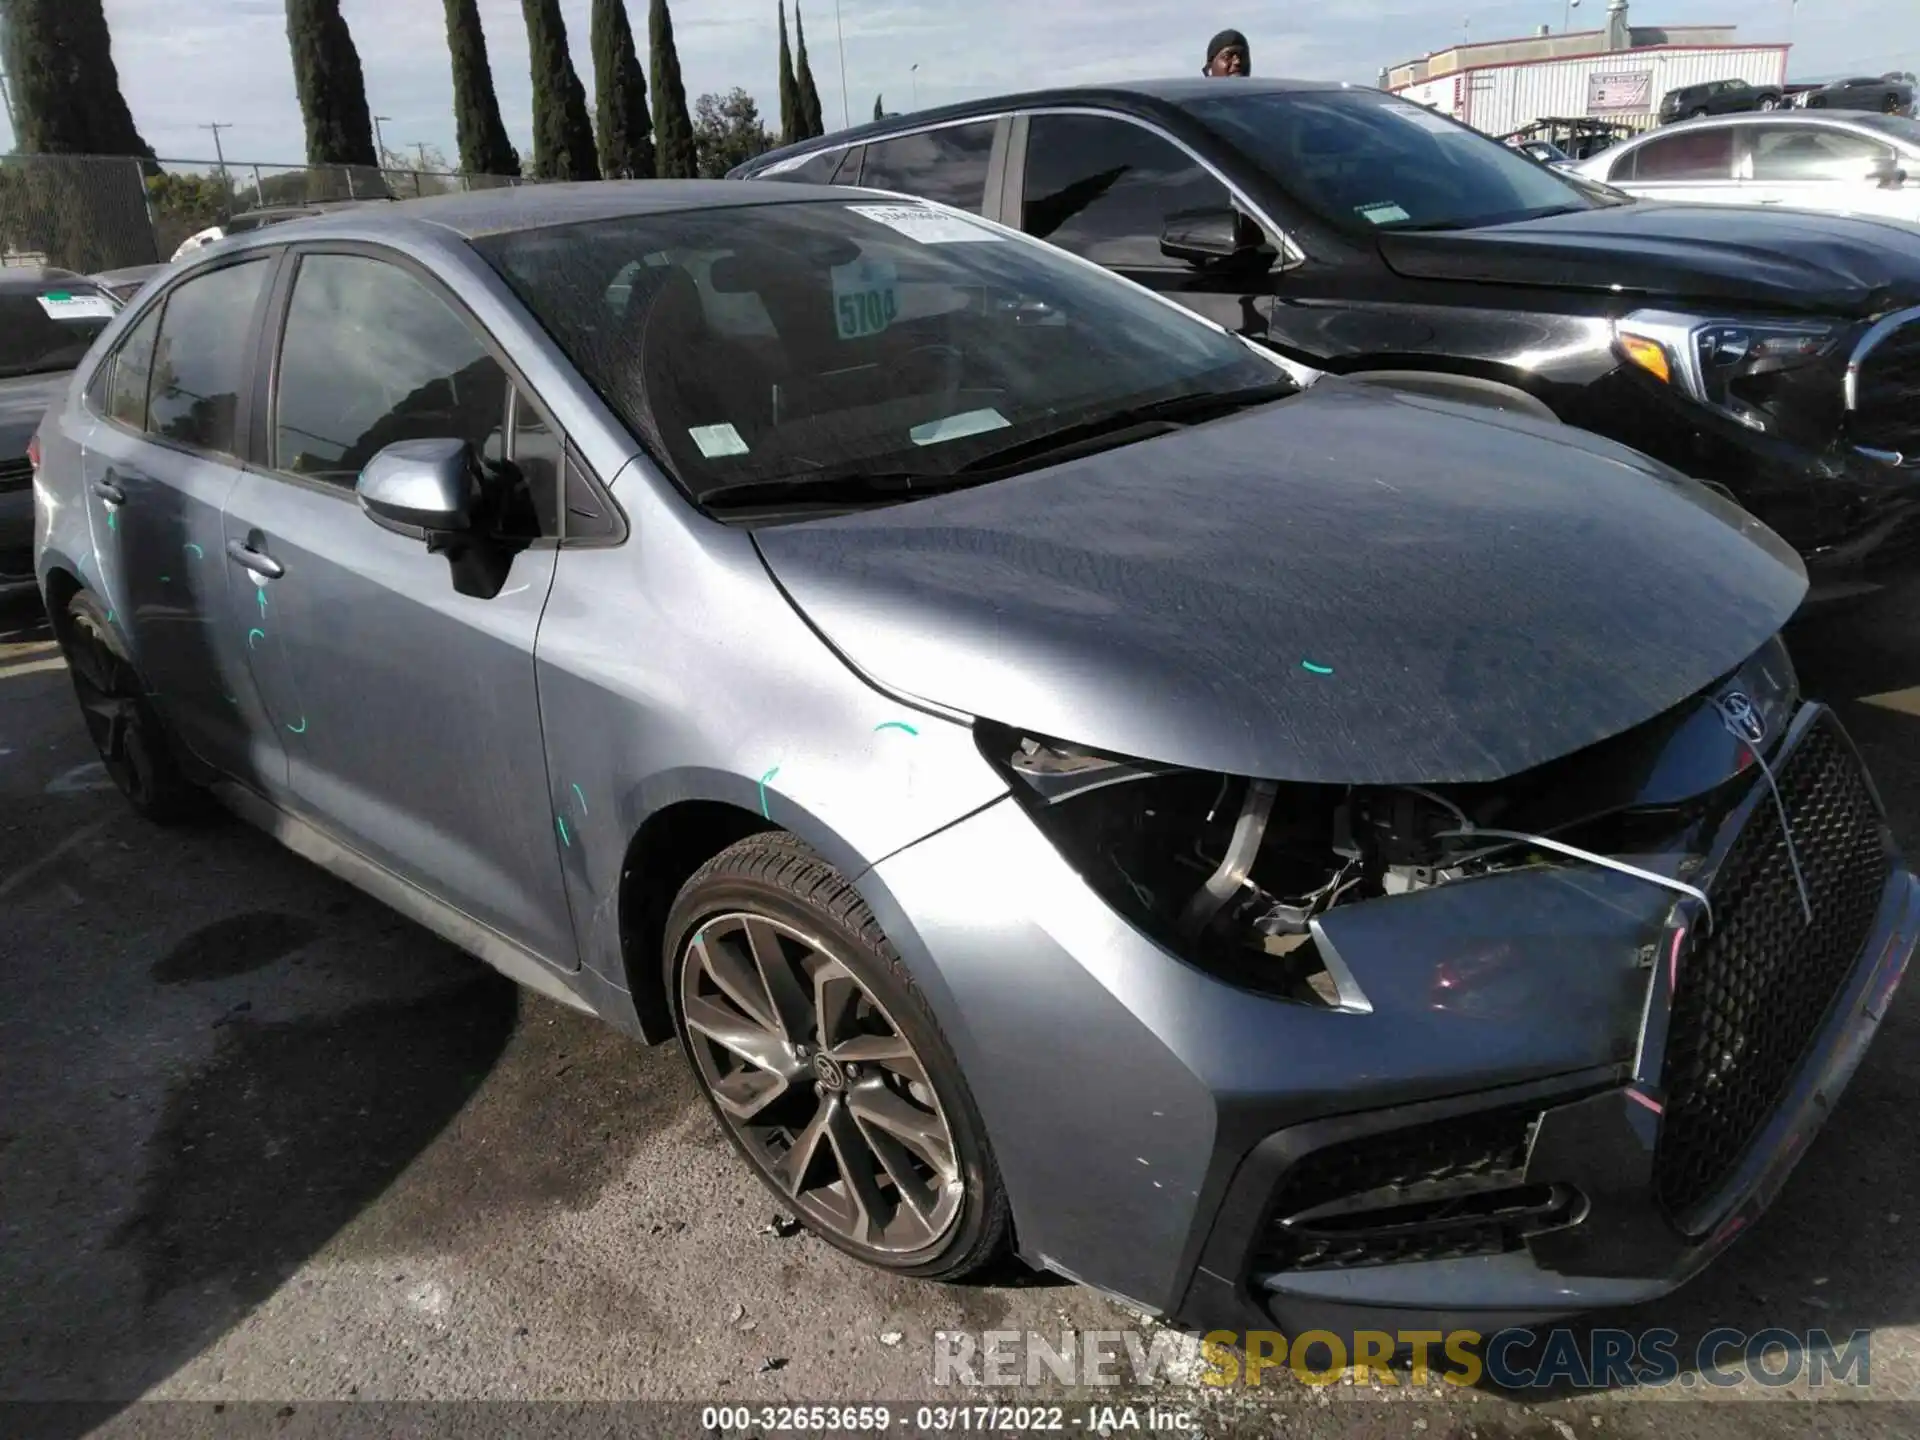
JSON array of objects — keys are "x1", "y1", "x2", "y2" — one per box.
[{"x1": 847, "y1": 204, "x2": 1002, "y2": 245}]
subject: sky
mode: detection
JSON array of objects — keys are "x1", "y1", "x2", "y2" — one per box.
[{"x1": 2, "y1": 0, "x2": 1917, "y2": 169}]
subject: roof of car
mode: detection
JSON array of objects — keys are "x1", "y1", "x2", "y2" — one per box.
[
  {"x1": 0, "y1": 266, "x2": 87, "y2": 292},
  {"x1": 228, "y1": 179, "x2": 902, "y2": 242},
  {"x1": 741, "y1": 76, "x2": 1352, "y2": 171}
]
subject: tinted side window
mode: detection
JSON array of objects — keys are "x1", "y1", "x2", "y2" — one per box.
[
  {"x1": 106, "y1": 306, "x2": 161, "y2": 431},
  {"x1": 1750, "y1": 126, "x2": 1895, "y2": 181},
  {"x1": 857, "y1": 122, "x2": 998, "y2": 211},
  {"x1": 148, "y1": 259, "x2": 271, "y2": 457},
  {"x1": 1626, "y1": 127, "x2": 1736, "y2": 181},
  {"x1": 764, "y1": 148, "x2": 853, "y2": 184},
  {"x1": 273, "y1": 254, "x2": 509, "y2": 487},
  {"x1": 1022, "y1": 114, "x2": 1232, "y2": 269}
]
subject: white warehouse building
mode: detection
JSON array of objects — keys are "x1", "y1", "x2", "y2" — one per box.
[{"x1": 1381, "y1": 0, "x2": 1788, "y2": 138}]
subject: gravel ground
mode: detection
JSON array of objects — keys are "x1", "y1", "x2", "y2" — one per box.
[{"x1": 5, "y1": 584, "x2": 1920, "y2": 1440}]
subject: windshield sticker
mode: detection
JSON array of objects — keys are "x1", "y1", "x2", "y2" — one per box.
[
  {"x1": 1355, "y1": 201, "x2": 1412, "y2": 225},
  {"x1": 831, "y1": 255, "x2": 900, "y2": 340},
  {"x1": 1382, "y1": 103, "x2": 1460, "y2": 135},
  {"x1": 848, "y1": 203, "x2": 1002, "y2": 245},
  {"x1": 910, "y1": 408, "x2": 1011, "y2": 447},
  {"x1": 689, "y1": 423, "x2": 750, "y2": 459},
  {"x1": 37, "y1": 291, "x2": 115, "y2": 320}
]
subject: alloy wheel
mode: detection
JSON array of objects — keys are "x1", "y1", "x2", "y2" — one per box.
[
  {"x1": 680, "y1": 912, "x2": 964, "y2": 1255},
  {"x1": 66, "y1": 609, "x2": 155, "y2": 807}
]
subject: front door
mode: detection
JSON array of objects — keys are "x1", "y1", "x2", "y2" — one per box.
[
  {"x1": 83, "y1": 256, "x2": 284, "y2": 786},
  {"x1": 227, "y1": 247, "x2": 573, "y2": 963},
  {"x1": 1738, "y1": 123, "x2": 1917, "y2": 221},
  {"x1": 1013, "y1": 111, "x2": 1275, "y2": 343}
]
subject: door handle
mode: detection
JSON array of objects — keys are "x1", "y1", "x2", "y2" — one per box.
[
  {"x1": 225, "y1": 538, "x2": 285, "y2": 580},
  {"x1": 91, "y1": 478, "x2": 125, "y2": 505}
]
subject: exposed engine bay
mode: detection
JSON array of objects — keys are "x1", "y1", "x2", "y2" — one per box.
[{"x1": 980, "y1": 638, "x2": 1802, "y2": 1007}]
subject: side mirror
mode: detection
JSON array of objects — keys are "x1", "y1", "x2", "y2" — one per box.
[
  {"x1": 1870, "y1": 157, "x2": 1909, "y2": 189},
  {"x1": 1160, "y1": 207, "x2": 1264, "y2": 266},
  {"x1": 357, "y1": 438, "x2": 477, "y2": 538}
]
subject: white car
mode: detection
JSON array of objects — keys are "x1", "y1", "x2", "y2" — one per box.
[{"x1": 1573, "y1": 112, "x2": 1920, "y2": 224}]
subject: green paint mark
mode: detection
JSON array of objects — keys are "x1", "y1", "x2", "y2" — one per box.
[
  {"x1": 758, "y1": 765, "x2": 781, "y2": 820},
  {"x1": 874, "y1": 720, "x2": 920, "y2": 736},
  {"x1": 45, "y1": 291, "x2": 72, "y2": 302},
  {"x1": 184, "y1": 542, "x2": 204, "y2": 559},
  {"x1": 106, "y1": 510, "x2": 117, "y2": 531},
  {"x1": 1301, "y1": 660, "x2": 1334, "y2": 675},
  {"x1": 247, "y1": 627, "x2": 265, "y2": 649},
  {"x1": 159, "y1": 575, "x2": 170, "y2": 583},
  {"x1": 105, "y1": 609, "x2": 114, "y2": 624},
  {"x1": 571, "y1": 782, "x2": 587, "y2": 815},
  {"x1": 555, "y1": 814, "x2": 572, "y2": 847},
  {"x1": 224, "y1": 694, "x2": 238, "y2": 705},
  {"x1": 286, "y1": 717, "x2": 307, "y2": 735},
  {"x1": 257, "y1": 588, "x2": 267, "y2": 618}
]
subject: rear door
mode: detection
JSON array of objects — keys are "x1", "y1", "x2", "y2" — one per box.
[
  {"x1": 1011, "y1": 110, "x2": 1274, "y2": 340},
  {"x1": 845, "y1": 119, "x2": 1006, "y2": 215},
  {"x1": 1604, "y1": 124, "x2": 1739, "y2": 203},
  {"x1": 223, "y1": 244, "x2": 573, "y2": 962},
  {"x1": 1737, "y1": 123, "x2": 1913, "y2": 219},
  {"x1": 82, "y1": 255, "x2": 284, "y2": 786}
]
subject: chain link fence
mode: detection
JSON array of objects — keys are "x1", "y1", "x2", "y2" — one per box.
[{"x1": 1, "y1": 153, "x2": 537, "y2": 276}]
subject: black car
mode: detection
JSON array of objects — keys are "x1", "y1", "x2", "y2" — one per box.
[
  {"x1": 737, "y1": 78, "x2": 1920, "y2": 600},
  {"x1": 1798, "y1": 75, "x2": 1916, "y2": 116},
  {"x1": 1658, "y1": 78, "x2": 1786, "y2": 123}
]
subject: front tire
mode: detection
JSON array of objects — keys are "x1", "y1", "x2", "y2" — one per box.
[
  {"x1": 60, "y1": 590, "x2": 204, "y2": 823},
  {"x1": 665, "y1": 834, "x2": 1010, "y2": 1279}
]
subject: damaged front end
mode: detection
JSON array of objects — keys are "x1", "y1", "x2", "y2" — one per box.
[
  {"x1": 979, "y1": 636, "x2": 1802, "y2": 1019},
  {"x1": 981, "y1": 631, "x2": 1913, "y2": 1310}
]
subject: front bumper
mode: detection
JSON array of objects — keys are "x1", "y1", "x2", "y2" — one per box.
[{"x1": 863, "y1": 705, "x2": 1915, "y2": 1329}]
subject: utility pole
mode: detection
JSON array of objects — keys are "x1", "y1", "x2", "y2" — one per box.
[
  {"x1": 413, "y1": 140, "x2": 430, "y2": 172},
  {"x1": 910, "y1": 63, "x2": 919, "y2": 110},
  {"x1": 203, "y1": 122, "x2": 233, "y2": 187},
  {"x1": 833, "y1": 0, "x2": 851, "y2": 131},
  {"x1": 373, "y1": 114, "x2": 393, "y2": 164},
  {"x1": 0, "y1": 3, "x2": 17, "y2": 143}
]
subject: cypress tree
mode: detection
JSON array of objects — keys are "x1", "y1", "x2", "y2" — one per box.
[
  {"x1": 776, "y1": 4, "x2": 800, "y2": 146},
  {"x1": 522, "y1": 0, "x2": 598, "y2": 180},
  {"x1": 793, "y1": 6, "x2": 826, "y2": 138},
  {"x1": 285, "y1": 0, "x2": 379, "y2": 167},
  {"x1": 873, "y1": 94, "x2": 884, "y2": 122},
  {"x1": 591, "y1": 0, "x2": 655, "y2": 179},
  {"x1": 648, "y1": 0, "x2": 698, "y2": 178},
  {"x1": 444, "y1": 0, "x2": 521, "y2": 176},
  {"x1": 3, "y1": 0, "x2": 154, "y2": 157}
]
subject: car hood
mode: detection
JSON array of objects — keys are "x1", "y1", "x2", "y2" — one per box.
[
  {"x1": 0, "y1": 371, "x2": 69, "y2": 457},
  {"x1": 1378, "y1": 202, "x2": 1920, "y2": 317},
  {"x1": 752, "y1": 385, "x2": 1807, "y2": 785}
]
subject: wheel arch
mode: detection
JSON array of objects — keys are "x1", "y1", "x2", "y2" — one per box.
[{"x1": 616, "y1": 797, "x2": 779, "y2": 1042}]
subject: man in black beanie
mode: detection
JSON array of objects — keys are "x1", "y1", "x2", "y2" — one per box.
[{"x1": 1204, "y1": 29, "x2": 1250, "y2": 76}]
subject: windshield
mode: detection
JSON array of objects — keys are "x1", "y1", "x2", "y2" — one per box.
[
  {"x1": 1184, "y1": 88, "x2": 1611, "y2": 232},
  {"x1": 1851, "y1": 114, "x2": 1920, "y2": 148},
  {"x1": 474, "y1": 199, "x2": 1286, "y2": 504},
  {"x1": 0, "y1": 286, "x2": 115, "y2": 380}
]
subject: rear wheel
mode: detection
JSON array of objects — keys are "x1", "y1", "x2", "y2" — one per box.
[
  {"x1": 1759, "y1": 96, "x2": 1781, "y2": 111},
  {"x1": 1687, "y1": 107, "x2": 1709, "y2": 119},
  {"x1": 665, "y1": 834, "x2": 1010, "y2": 1278},
  {"x1": 61, "y1": 590, "x2": 203, "y2": 823}
]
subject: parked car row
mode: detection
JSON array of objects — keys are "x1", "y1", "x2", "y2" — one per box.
[
  {"x1": 740, "y1": 78, "x2": 1920, "y2": 601},
  {"x1": 1659, "y1": 73, "x2": 1914, "y2": 125},
  {"x1": 19, "y1": 72, "x2": 1920, "y2": 1342}
]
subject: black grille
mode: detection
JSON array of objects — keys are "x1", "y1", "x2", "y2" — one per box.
[
  {"x1": 1656, "y1": 714, "x2": 1890, "y2": 1220},
  {"x1": 1253, "y1": 1104, "x2": 1579, "y2": 1273},
  {"x1": 0, "y1": 456, "x2": 31, "y2": 494},
  {"x1": 1852, "y1": 316, "x2": 1920, "y2": 457}
]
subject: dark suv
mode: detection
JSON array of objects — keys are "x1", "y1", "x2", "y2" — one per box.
[
  {"x1": 737, "y1": 78, "x2": 1920, "y2": 599},
  {"x1": 1659, "y1": 78, "x2": 1785, "y2": 123}
]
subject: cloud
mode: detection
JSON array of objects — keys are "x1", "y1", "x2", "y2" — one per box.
[{"x1": 1, "y1": 1, "x2": 1914, "y2": 166}]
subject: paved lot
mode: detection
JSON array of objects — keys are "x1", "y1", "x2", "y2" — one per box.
[{"x1": 6, "y1": 583, "x2": 1920, "y2": 1439}]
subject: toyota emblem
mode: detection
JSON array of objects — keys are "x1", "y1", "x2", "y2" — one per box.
[{"x1": 1716, "y1": 691, "x2": 1767, "y2": 746}]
